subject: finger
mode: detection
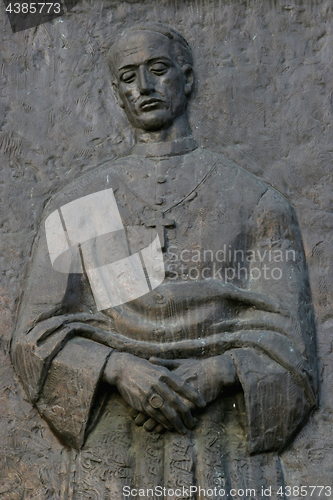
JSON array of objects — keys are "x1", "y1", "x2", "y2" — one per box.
[
  {"x1": 143, "y1": 406, "x2": 173, "y2": 432},
  {"x1": 157, "y1": 382, "x2": 195, "y2": 430},
  {"x1": 154, "y1": 424, "x2": 165, "y2": 433},
  {"x1": 149, "y1": 357, "x2": 182, "y2": 369},
  {"x1": 157, "y1": 401, "x2": 187, "y2": 434},
  {"x1": 135, "y1": 413, "x2": 149, "y2": 426},
  {"x1": 162, "y1": 373, "x2": 206, "y2": 408},
  {"x1": 130, "y1": 408, "x2": 140, "y2": 419},
  {"x1": 143, "y1": 394, "x2": 185, "y2": 433},
  {"x1": 145, "y1": 387, "x2": 188, "y2": 434},
  {"x1": 143, "y1": 418, "x2": 158, "y2": 432},
  {"x1": 182, "y1": 373, "x2": 198, "y2": 383}
]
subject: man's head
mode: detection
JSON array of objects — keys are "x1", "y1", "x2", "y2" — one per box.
[{"x1": 108, "y1": 23, "x2": 194, "y2": 132}]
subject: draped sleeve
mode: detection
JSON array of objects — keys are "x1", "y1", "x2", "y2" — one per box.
[
  {"x1": 11, "y1": 194, "x2": 114, "y2": 450},
  {"x1": 227, "y1": 187, "x2": 317, "y2": 453}
]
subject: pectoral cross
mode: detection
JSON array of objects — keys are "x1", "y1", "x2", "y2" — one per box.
[{"x1": 144, "y1": 211, "x2": 176, "y2": 250}]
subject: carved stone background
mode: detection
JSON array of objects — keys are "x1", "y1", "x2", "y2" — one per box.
[{"x1": 0, "y1": 0, "x2": 333, "y2": 497}]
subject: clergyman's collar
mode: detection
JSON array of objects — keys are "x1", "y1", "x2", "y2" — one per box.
[{"x1": 132, "y1": 136, "x2": 198, "y2": 158}]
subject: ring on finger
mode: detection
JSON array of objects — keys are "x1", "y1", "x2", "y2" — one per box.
[{"x1": 149, "y1": 393, "x2": 164, "y2": 409}]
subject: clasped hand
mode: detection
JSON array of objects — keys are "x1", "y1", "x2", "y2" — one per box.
[{"x1": 103, "y1": 352, "x2": 237, "y2": 434}]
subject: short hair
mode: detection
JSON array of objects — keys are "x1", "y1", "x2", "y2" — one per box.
[{"x1": 108, "y1": 22, "x2": 193, "y2": 78}]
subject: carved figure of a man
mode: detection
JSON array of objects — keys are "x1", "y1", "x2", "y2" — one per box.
[{"x1": 12, "y1": 23, "x2": 317, "y2": 499}]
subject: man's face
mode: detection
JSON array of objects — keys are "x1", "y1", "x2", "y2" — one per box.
[{"x1": 111, "y1": 31, "x2": 192, "y2": 132}]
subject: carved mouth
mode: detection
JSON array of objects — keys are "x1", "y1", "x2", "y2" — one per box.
[{"x1": 139, "y1": 98, "x2": 164, "y2": 110}]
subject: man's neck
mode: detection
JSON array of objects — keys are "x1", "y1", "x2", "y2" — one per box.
[{"x1": 135, "y1": 114, "x2": 192, "y2": 145}]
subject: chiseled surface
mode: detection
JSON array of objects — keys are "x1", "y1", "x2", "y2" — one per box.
[{"x1": 0, "y1": 0, "x2": 333, "y2": 497}]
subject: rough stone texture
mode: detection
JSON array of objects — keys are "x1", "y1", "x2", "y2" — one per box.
[{"x1": 0, "y1": 0, "x2": 333, "y2": 497}]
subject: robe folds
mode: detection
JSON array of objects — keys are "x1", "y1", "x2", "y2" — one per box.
[{"x1": 11, "y1": 143, "x2": 317, "y2": 500}]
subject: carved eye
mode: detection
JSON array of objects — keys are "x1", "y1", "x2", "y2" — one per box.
[
  {"x1": 149, "y1": 62, "x2": 169, "y2": 75},
  {"x1": 120, "y1": 70, "x2": 136, "y2": 83}
]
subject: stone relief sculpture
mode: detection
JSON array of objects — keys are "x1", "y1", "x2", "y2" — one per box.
[{"x1": 11, "y1": 23, "x2": 318, "y2": 499}]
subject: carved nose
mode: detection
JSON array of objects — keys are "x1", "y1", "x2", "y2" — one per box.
[{"x1": 138, "y1": 66, "x2": 154, "y2": 94}]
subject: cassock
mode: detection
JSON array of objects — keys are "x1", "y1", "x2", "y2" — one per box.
[{"x1": 12, "y1": 137, "x2": 317, "y2": 500}]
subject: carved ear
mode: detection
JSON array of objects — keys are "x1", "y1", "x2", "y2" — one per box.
[
  {"x1": 182, "y1": 64, "x2": 194, "y2": 96},
  {"x1": 112, "y1": 81, "x2": 125, "y2": 109}
]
